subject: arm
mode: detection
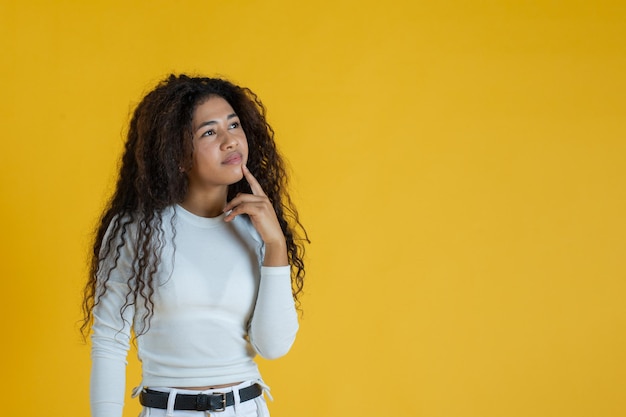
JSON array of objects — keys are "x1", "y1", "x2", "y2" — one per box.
[
  {"x1": 224, "y1": 165, "x2": 299, "y2": 358},
  {"x1": 248, "y1": 265, "x2": 299, "y2": 359},
  {"x1": 90, "y1": 225, "x2": 135, "y2": 417},
  {"x1": 223, "y1": 165, "x2": 288, "y2": 267},
  {"x1": 90, "y1": 280, "x2": 133, "y2": 417}
]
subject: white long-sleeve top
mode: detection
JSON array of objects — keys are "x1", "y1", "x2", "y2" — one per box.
[{"x1": 90, "y1": 205, "x2": 299, "y2": 417}]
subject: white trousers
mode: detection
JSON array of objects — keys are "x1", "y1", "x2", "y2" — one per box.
[{"x1": 138, "y1": 381, "x2": 270, "y2": 417}]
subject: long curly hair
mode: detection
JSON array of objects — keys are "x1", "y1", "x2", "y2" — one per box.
[{"x1": 81, "y1": 74, "x2": 307, "y2": 338}]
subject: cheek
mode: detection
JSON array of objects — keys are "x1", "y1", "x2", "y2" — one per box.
[
  {"x1": 192, "y1": 146, "x2": 219, "y2": 166},
  {"x1": 241, "y1": 136, "x2": 249, "y2": 156}
]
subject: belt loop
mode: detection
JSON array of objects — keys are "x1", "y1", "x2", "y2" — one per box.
[
  {"x1": 256, "y1": 379, "x2": 273, "y2": 402},
  {"x1": 131, "y1": 381, "x2": 144, "y2": 398},
  {"x1": 232, "y1": 384, "x2": 241, "y2": 413},
  {"x1": 166, "y1": 388, "x2": 178, "y2": 417}
]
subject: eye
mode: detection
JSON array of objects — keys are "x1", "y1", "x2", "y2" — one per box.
[
  {"x1": 229, "y1": 121, "x2": 240, "y2": 129},
  {"x1": 201, "y1": 129, "x2": 216, "y2": 137}
]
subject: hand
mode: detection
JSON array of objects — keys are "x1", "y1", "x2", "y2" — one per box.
[{"x1": 223, "y1": 165, "x2": 288, "y2": 265}]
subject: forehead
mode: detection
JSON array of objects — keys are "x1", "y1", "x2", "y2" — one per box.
[{"x1": 192, "y1": 95, "x2": 235, "y2": 123}]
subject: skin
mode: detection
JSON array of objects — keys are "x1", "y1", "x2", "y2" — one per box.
[
  {"x1": 178, "y1": 95, "x2": 288, "y2": 390},
  {"x1": 181, "y1": 95, "x2": 249, "y2": 217}
]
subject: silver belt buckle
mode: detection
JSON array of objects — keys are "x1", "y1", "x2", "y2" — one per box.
[{"x1": 213, "y1": 392, "x2": 226, "y2": 412}]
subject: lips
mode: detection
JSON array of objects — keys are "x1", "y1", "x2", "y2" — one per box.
[{"x1": 222, "y1": 152, "x2": 242, "y2": 165}]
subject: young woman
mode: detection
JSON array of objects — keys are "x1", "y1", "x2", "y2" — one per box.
[{"x1": 82, "y1": 74, "x2": 307, "y2": 417}]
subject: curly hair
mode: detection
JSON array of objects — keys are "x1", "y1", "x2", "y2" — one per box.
[{"x1": 81, "y1": 74, "x2": 307, "y2": 338}]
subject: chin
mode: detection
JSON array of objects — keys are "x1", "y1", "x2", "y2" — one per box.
[{"x1": 229, "y1": 173, "x2": 245, "y2": 185}]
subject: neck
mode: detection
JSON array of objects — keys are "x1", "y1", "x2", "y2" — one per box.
[{"x1": 180, "y1": 186, "x2": 228, "y2": 218}]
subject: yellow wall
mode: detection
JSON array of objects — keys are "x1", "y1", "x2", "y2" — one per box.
[{"x1": 1, "y1": 1, "x2": 625, "y2": 416}]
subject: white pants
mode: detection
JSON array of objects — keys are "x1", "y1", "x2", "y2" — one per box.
[{"x1": 139, "y1": 381, "x2": 270, "y2": 417}]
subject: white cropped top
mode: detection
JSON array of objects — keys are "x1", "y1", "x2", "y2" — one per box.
[{"x1": 90, "y1": 205, "x2": 298, "y2": 417}]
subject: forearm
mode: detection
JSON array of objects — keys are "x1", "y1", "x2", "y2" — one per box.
[
  {"x1": 262, "y1": 239, "x2": 288, "y2": 267},
  {"x1": 248, "y1": 266, "x2": 299, "y2": 359},
  {"x1": 90, "y1": 353, "x2": 127, "y2": 417},
  {"x1": 90, "y1": 280, "x2": 133, "y2": 417}
]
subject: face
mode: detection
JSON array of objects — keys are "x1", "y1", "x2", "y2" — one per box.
[{"x1": 186, "y1": 95, "x2": 248, "y2": 193}]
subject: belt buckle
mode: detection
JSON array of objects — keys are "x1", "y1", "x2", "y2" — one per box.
[{"x1": 212, "y1": 392, "x2": 226, "y2": 412}]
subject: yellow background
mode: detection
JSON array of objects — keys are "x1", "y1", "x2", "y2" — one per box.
[{"x1": 1, "y1": 1, "x2": 625, "y2": 416}]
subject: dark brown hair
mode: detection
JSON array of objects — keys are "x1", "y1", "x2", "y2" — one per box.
[{"x1": 81, "y1": 74, "x2": 307, "y2": 337}]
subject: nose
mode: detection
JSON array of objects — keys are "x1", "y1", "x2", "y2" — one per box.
[{"x1": 220, "y1": 131, "x2": 238, "y2": 150}]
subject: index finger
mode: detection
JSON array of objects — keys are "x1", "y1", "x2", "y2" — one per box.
[{"x1": 242, "y1": 165, "x2": 266, "y2": 196}]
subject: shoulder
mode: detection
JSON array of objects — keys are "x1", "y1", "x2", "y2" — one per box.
[
  {"x1": 231, "y1": 214, "x2": 263, "y2": 246},
  {"x1": 101, "y1": 207, "x2": 173, "y2": 253}
]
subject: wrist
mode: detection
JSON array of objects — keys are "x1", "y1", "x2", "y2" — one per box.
[{"x1": 263, "y1": 240, "x2": 288, "y2": 266}]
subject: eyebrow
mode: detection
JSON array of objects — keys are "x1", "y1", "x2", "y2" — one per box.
[{"x1": 195, "y1": 113, "x2": 239, "y2": 132}]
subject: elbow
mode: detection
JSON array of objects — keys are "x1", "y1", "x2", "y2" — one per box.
[
  {"x1": 254, "y1": 337, "x2": 296, "y2": 360},
  {"x1": 251, "y1": 324, "x2": 299, "y2": 360}
]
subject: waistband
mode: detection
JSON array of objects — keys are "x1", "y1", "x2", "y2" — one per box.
[{"x1": 140, "y1": 383, "x2": 262, "y2": 412}]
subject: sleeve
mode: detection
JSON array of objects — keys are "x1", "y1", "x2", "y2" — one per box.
[
  {"x1": 90, "y1": 280, "x2": 134, "y2": 417},
  {"x1": 248, "y1": 265, "x2": 299, "y2": 359},
  {"x1": 90, "y1": 224, "x2": 136, "y2": 417}
]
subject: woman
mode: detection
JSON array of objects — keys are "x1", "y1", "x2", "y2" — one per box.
[{"x1": 82, "y1": 74, "x2": 307, "y2": 417}]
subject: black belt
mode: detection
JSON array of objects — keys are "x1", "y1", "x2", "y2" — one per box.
[{"x1": 139, "y1": 384, "x2": 262, "y2": 412}]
